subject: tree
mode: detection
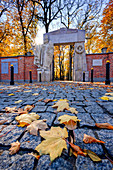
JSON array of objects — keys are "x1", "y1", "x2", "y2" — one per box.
[{"x1": 31, "y1": 0, "x2": 66, "y2": 33}]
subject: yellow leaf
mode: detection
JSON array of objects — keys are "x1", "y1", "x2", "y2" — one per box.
[
  {"x1": 15, "y1": 100, "x2": 22, "y2": 104},
  {"x1": 35, "y1": 127, "x2": 68, "y2": 161},
  {"x1": 84, "y1": 150, "x2": 101, "y2": 162},
  {"x1": 99, "y1": 96, "x2": 109, "y2": 100},
  {"x1": 32, "y1": 93, "x2": 39, "y2": 96},
  {"x1": 58, "y1": 114, "x2": 80, "y2": 130},
  {"x1": 52, "y1": 99, "x2": 69, "y2": 112},
  {"x1": 15, "y1": 112, "x2": 40, "y2": 127},
  {"x1": 105, "y1": 92, "x2": 113, "y2": 96},
  {"x1": 8, "y1": 93, "x2": 14, "y2": 96},
  {"x1": 68, "y1": 107, "x2": 78, "y2": 114}
]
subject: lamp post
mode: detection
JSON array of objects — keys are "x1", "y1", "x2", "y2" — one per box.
[{"x1": 105, "y1": 60, "x2": 110, "y2": 85}]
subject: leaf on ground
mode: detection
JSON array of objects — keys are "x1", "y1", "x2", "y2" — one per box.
[
  {"x1": 8, "y1": 93, "x2": 14, "y2": 96},
  {"x1": 69, "y1": 143, "x2": 87, "y2": 157},
  {"x1": 38, "y1": 98, "x2": 44, "y2": 102},
  {"x1": 32, "y1": 93, "x2": 39, "y2": 96},
  {"x1": 28, "y1": 153, "x2": 40, "y2": 160},
  {"x1": 15, "y1": 112, "x2": 40, "y2": 127},
  {"x1": 83, "y1": 134, "x2": 105, "y2": 144},
  {"x1": 95, "y1": 123, "x2": 113, "y2": 130},
  {"x1": 24, "y1": 104, "x2": 35, "y2": 112},
  {"x1": 9, "y1": 141, "x2": 20, "y2": 155},
  {"x1": 15, "y1": 100, "x2": 23, "y2": 104},
  {"x1": 52, "y1": 99, "x2": 69, "y2": 112},
  {"x1": 84, "y1": 149, "x2": 101, "y2": 162},
  {"x1": 105, "y1": 92, "x2": 113, "y2": 96},
  {"x1": 0, "y1": 120, "x2": 7, "y2": 125},
  {"x1": 99, "y1": 96, "x2": 109, "y2": 100},
  {"x1": 5, "y1": 107, "x2": 17, "y2": 113},
  {"x1": 44, "y1": 99, "x2": 53, "y2": 103},
  {"x1": 26, "y1": 119, "x2": 48, "y2": 136},
  {"x1": 35, "y1": 127, "x2": 68, "y2": 161},
  {"x1": 58, "y1": 114, "x2": 80, "y2": 130},
  {"x1": 67, "y1": 107, "x2": 78, "y2": 114}
]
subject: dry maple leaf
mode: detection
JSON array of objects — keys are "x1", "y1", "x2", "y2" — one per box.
[
  {"x1": 5, "y1": 107, "x2": 17, "y2": 113},
  {"x1": 9, "y1": 141, "x2": 20, "y2": 155},
  {"x1": 28, "y1": 153, "x2": 40, "y2": 160},
  {"x1": 95, "y1": 123, "x2": 113, "y2": 130},
  {"x1": 26, "y1": 119, "x2": 48, "y2": 136},
  {"x1": 83, "y1": 134, "x2": 105, "y2": 144},
  {"x1": 24, "y1": 105, "x2": 35, "y2": 112},
  {"x1": 69, "y1": 143, "x2": 86, "y2": 157},
  {"x1": 15, "y1": 100, "x2": 22, "y2": 104},
  {"x1": 52, "y1": 99, "x2": 69, "y2": 112},
  {"x1": 67, "y1": 107, "x2": 78, "y2": 114},
  {"x1": 15, "y1": 113, "x2": 40, "y2": 127},
  {"x1": 35, "y1": 127, "x2": 68, "y2": 161},
  {"x1": 44, "y1": 99, "x2": 53, "y2": 103},
  {"x1": 84, "y1": 149, "x2": 101, "y2": 162},
  {"x1": 58, "y1": 115, "x2": 80, "y2": 130}
]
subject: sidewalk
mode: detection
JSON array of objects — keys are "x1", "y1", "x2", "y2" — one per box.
[{"x1": 0, "y1": 81, "x2": 113, "y2": 170}]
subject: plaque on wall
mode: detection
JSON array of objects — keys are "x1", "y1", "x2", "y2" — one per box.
[
  {"x1": 93, "y1": 59, "x2": 102, "y2": 66},
  {"x1": 1, "y1": 63, "x2": 8, "y2": 74}
]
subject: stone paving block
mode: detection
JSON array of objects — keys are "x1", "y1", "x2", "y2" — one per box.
[
  {"x1": 91, "y1": 113, "x2": 113, "y2": 124},
  {"x1": 38, "y1": 112, "x2": 56, "y2": 127},
  {"x1": 32, "y1": 106, "x2": 47, "y2": 113},
  {"x1": 0, "y1": 125, "x2": 25, "y2": 145},
  {"x1": 46, "y1": 106, "x2": 56, "y2": 113},
  {"x1": 0, "y1": 112, "x2": 17, "y2": 124},
  {"x1": 83, "y1": 101, "x2": 98, "y2": 106},
  {"x1": 76, "y1": 156, "x2": 113, "y2": 170},
  {"x1": 37, "y1": 155, "x2": 75, "y2": 170},
  {"x1": 77, "y1": 113, "x2": 95, "y2": 127},
  {"x1": 35, "y1": 102, "x2": 46, "y2": 106},
  {"x1": 70, "y1": 105, "x2": 85, "y2": 113},
  {"x1": 96, "y1": 129, "x2": 113, "y2": 157},
  {"x1": 22, "y1": 100, "x2": 36, "y2": 105},
  {"x1": 0, "y1": 151, "x2": 35, "y2": 170},
  {"x1": 85, "y1": 105, "x2": 104, "y2": 114},
  {"x1": 74, "y1": 129, "x2": 104, "y2": 156},
  {"x1": 20, "y1": 131, "x2": 41, "y2": 149}
]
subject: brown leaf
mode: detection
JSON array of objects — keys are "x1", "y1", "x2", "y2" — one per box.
[
  {"x1": 5, "y1": 107, "x2": 17, "y2": 113},
  {"x1": 9, "y1": 141, "x2": 20, "y2": 155},
  {"x1": 0, "y1": 120, "x2": 7, "y2": 125},
  {"x1": 28, "y1": 153, "x2": 40, "y2": 160},
  {"x1": 95, "y1": 123, "x2": 113, "y2": 130},
  {"x1": 83, "y1": 134, "x2": 105, "y2": 144},
  {"x1": 44, "y1": 99, "x2": 53, "y2": 103},
  {"x1": 84, "y1": 149, "x2": 101, "y2": 162},
  {"x1": 26, "y1": 119, "x2": 48, "y2": 136},
  {"x1": 69, "y1": 143, "x2": 87, "y2": 157}
]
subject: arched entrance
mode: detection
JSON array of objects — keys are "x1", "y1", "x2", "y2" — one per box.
[{"x1": 35, "y1": 28, "x2": 89, "y2": 81}]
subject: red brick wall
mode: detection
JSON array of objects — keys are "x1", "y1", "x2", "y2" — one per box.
[
  {"x1": 0, "y1": 56, "x2": 38, "y2": 82},
  {"x1": 0, "y1": 53, "x2": 113, "y2": 82},
  {"x1": 86, "y1": 53, "x2": 113, "y2": 81}
]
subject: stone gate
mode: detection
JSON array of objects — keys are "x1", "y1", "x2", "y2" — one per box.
[{"x1": 34, "y1": 28, "x2": 89, "y2": 81}]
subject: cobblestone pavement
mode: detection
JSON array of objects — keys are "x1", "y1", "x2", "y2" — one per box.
[{"x1": 0, "y1": 81, "x2": 113, "y2": 170}]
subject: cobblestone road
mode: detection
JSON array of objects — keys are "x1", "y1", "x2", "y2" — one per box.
[{"x1": 0, "y1": 81, "x2": 113, "y2": 170}]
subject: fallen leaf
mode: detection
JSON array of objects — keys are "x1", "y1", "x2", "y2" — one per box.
[
  {"x1": 26, "y1": 119, "x2": 48, "y2": 136},
  {"x1": 99, "y1": 96, "x2": 109, "y2": 100},
  {"x1": 44, "y1": 99, "x2": 53, "y2": 103},
  {"x1": 69, "y1": 143, "x2": 86, "y2": 157},
  {"x1": 15, "y1": 100, "x2": 23, "y2": 104},
  {"x1": 28, "y1": 153, "x2": 40, "y2": 159},
  {"x1": 9, "y1": 141, "x2": 20, "y2": 155},
  {"x1": 0, "y1": 120, "x2": 7, "y2": 125},
  {"x1": 83, "y1": 134, "x2": 105, "y2": 144},
  {"x1": 67, "y1": 107, "x2": 78, "y2": 114},
  {"x1": 52, "y1": 99, "x2": 69, "y2": 112},
  {"x1": 32, "y1": 93, "x2": 39, "y2": 96},
  {"x1": 95, "y1": 123, "x2": 113, "y2": 130},
  {"x1": 15, "y1": 112, "x2": 40, "y2": 127},
  {"x1": 58, "y1": 114, "x2": 80, "y2": 130},
  {"x1": 5, "y1": 107, "x2": 17, "y2": 113},
  {"x1": 24, "y1": 105, "x2": 35, "y2": 112},
  {"x1": 105, "y1": 92, "x2": 113, "y2": 96},
  {"x1": 35, "y1": 127, "x2": 68, "y2": 161},
  {"x1": 24, "y1": 90, "x2": 32, "y2": 93},
  {"x1": 8, "y1": 93, "x2": 14, "y2": 96},
  {"x1": 38, "y1": 98, "x2": 44, "y2": 102},
  {"x1": 84, "y1": 149, "x2": 101, "y2": 162}
]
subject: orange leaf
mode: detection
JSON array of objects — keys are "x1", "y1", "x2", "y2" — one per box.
[
  {"x1": 83, "y1": 134, "x2": 105, "y2": 144},
  {"x1": 44, "y1": 99, "x2": 53, "y2": 103},
  {"x1": 69, "y1": 143, "x2": 87, "y2": 157},
  {"x1": 95, "y1": 123, "x2": 113, "y2": 130}
]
